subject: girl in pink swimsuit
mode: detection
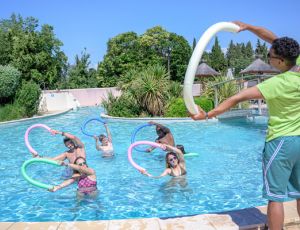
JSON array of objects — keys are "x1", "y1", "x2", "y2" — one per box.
[{"x1": 49, "y1": 157, "x2": 98, "y2": 198}]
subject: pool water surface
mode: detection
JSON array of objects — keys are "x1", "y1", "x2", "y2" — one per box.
[{"x1": 0, "y1": 107, "x2": 268, "y2": 222}]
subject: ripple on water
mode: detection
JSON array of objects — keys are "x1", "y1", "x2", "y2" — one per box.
[{"x1": 0, "y1": 107, "x2": 267, "y2": 221}]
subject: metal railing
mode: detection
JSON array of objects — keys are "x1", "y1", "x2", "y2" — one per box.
[{"x1": 211, "y1": 74, "x2": 274, "y2": 115}]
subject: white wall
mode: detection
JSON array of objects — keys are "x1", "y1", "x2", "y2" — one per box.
[{"x1": 39, "y1": 85, "x2": 201, "y2": 113}]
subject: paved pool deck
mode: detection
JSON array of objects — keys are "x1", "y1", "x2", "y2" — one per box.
[{"x1": 1, "y1": 201, "x2": 299, "y2": 230}]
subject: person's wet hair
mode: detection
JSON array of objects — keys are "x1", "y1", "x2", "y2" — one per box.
[
  {"x1": 165, "y1": 152, "x2": 179, "y2": 168},
  {"x1": 73, "y1": 156, "x2": 87, "y2": 174},
  {"x1": 63, "y1": 137, "x2": 75, "y2": 146},
  {"x1": 271, "y1": 37, "x2": 300, "y2": 65},
  {"x1": 176, "y1": 144, "x2": 186, "y2": 154},
  {"x1": 99, "y1": 134, "x2": 106, "y2": 142},
  {"x1": 74, "y1": 156, "x2": 87, "y2": 165}
]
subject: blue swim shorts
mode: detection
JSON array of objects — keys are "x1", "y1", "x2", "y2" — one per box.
[{"x1": 262, "y1": 136, "x2": 300, "y2": 202}]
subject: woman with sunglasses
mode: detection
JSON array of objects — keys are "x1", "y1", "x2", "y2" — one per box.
[
  {"x1": 49, "y1": 157, "x2": 98, "y2": 198},
  {"x1": 141, "y1": 144, "x2": 186, "y2": 178}
]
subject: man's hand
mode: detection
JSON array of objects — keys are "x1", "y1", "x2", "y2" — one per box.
[
  {"x1": 189, "y1": 106, "x2": 207, "y2": 120},
  {"x1": 232, "y1": 21, "x2": 249, "y2": 32}
]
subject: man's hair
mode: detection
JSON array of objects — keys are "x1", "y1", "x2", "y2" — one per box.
[
  {"x1": 63, "y1": 137, "x2": 72, "y2": 144},
  {"x1": 99, "y1": 134, "x2": 106, "y2": 141},
  {"x1": 271, "y1": 37, "x2": 300, "y2": 65}
]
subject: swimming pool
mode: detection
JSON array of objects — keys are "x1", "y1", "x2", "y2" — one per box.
[{"x1": 0, "y1": 107, "x2": 268, "y2": 222}]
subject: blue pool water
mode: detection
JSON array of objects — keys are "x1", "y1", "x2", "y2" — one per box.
[{"x1": 0, "y1": 107, "x2": 268, "y2": 222}]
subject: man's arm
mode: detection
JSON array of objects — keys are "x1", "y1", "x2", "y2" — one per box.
[
  {"x1": 52, "y1": 152, "x2": 67, "y2": 161},
  {"x1": 51, "y1": 130, "x2": 85, "y2": 148},
  {"x1": 233, "y1": 21, "x2": 277, "y2": 44},
  {"x1": 191, "y1": 86, "x2": 264, "y2": 120},
  {"x1": 149, "y1": 121, "x2": 170, "y2": 133}
]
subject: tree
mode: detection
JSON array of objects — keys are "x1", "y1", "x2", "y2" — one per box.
[
  {"x1": 97, "y1": 26, "x2": 192, "y2": 86},
  {"x1": 67, "y1": 49, "x2": 97, "y2": 88},
  {"x1": 0, "y1": 65, "x2": 21, "y2": 103},
  {"x1": 208, "y1": 37, "x2": 227, "y2": 72},
  {"x1": 0, "y1": 14, "x2": 67, "y2": 89},
  {"x1": 96, "y1": 32, "x2": 141, "y2": 87},
  {"x1": 255, "y1": 39, "x2": 268, "y2": 62},
  {"x1": 226, "y1": 40, "x2": 254, "y2": 76},
  {"x1": 15, "y1": 81, "x2": 41, "y2": 117},
  {"x1": 192, "y1": 38, "x2": 197, "y2": 50},
  {"x1": 167, "y1": 33, "x2": 191, "y2": 82}
]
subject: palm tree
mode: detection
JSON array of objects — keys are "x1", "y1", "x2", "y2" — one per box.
[{"x1": 131, "y1": 65, "x2": 170, "y2": 116}]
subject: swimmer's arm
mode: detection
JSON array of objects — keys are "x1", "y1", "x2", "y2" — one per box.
[
  {"x1": 64, "y1": 132, "x2": 85, "y2": 148},
  {"x1": 94, "y1": 136, "x2": 103, "y2": 151},
  {"x1": 68, "y1": 163, "x2": 95, "y2": 176},
  {"x1": 164, "y1": 145, "x2": 185, "y2": 163},
  {"x1": 154, "y1": 169, "x2": 170, "y2": 178},
  {"x1": 104, "y1": 124, "x2": 112, "y2": 142},
  {"x1": 52, "y1": 152, "x2": 67, "y2": 161},
  {"x1": 49, "y1": 178, "x2": 76, "y2": 192},
  {"x1": 140, "y1": 169, "x2": 169, "y2": 178}
]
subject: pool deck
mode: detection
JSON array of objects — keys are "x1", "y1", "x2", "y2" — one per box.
[{"x1": 1, "y1": 201, "x2": 299, "y2": 230}]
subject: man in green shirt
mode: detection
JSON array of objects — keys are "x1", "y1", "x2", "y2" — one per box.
[{"x1": 191, "y1": 21, "x2": 300, "y2": 230}]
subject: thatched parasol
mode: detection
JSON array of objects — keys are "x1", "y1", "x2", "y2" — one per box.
[
  {"x1": 195, "y1": 62, "x2": 220, "y2": 77},
  {"x1": 240, "y1": 58, "x2": 280, "y2": 75}
]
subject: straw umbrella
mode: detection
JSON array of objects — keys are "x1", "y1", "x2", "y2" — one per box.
[
  {"x1": 240, "y1": 58, "x2": 280, "y2": 113},
  {"x1": 195, "y1": 62, "x2": 220, "y2": 94}
]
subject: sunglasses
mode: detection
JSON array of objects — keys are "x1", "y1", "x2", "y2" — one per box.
[
  {"x1": 77, "y1": 162, "x2": 86, "y2": 166},
  {"x1": 267, "y1": 52, "x2": 282, "y2": 60},
  {"x1": 168, "y1": 157, "x2": 177, "y2": 162}
]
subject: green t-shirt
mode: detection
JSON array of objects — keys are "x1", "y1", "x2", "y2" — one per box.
[
  {"x1": 297, "y1": 56, "x2": 300, "y2": 65},
  {"x1": 257, "y1": 71, "x2": 300, "y2": 142}
]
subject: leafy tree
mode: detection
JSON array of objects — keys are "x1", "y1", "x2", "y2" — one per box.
[
  {"x1": 0, "y1": 65, "x2": 21, "y2": 103},
  {"x1": 167, "y1": 33, "x2": 191, "y2": 82},
  {"x1": 15, "y1": 81, "x2": 41, "y2": 117},
  {"x1": 0, "y1": 14, "x2": 67, "y2": 89},
  {"x1": 67, "y1": 49, "x2": 97, "y2": 88},
  {"x1": 97, "y1": 26, "x2": 191, "y2": 86},
  {"x1": 96, "y1": 32, "x2": 141, "y2": 87}
]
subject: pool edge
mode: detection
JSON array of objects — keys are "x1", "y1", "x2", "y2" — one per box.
[{"x1": 2, "y1": 201, "x2": 299, "y2": 229}]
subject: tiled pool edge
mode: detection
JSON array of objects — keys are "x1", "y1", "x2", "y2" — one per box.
[{"x1": 1, "y1": 201, "x2": 299, "y2": 230}]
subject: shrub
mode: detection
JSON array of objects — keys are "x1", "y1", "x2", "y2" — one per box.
[
  {"x1": 101, "y1": 92, "x2": 141, "y2": 117},
  {"x1": 165, "y1": 97, "x2": 214, "y2": 117},
  {"x1": 15, "y1": 81, "x2": 41, "y2": 117},
  {"x1": 0, "y1": 65, "x2": 21, "y2": 99},
  {"x1": 0, "y1": 103, "x2": 25, "y2": 121}
]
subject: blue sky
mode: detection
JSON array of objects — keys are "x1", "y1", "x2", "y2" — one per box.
[{"x1": 1, "y1": 0, "x2": 299, "y2": 67}]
